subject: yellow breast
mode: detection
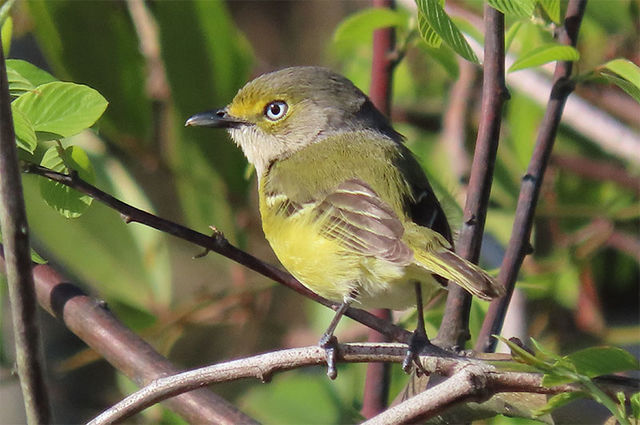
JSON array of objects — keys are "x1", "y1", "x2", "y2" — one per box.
[{"x1": 258, "y1": 189, "x2": 436, "y2": 309}]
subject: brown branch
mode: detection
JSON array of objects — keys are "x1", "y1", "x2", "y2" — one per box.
[
  {"x1": 0, "y1": 39, "x2": 51, "y2": 423},
  {"x1": 23, "y1": 164, "x2": 413, "y2": 345},
  {"x1": 476, "y1": 0, "x2": 589, "y2": 353},
  {"x1": 0, "y1": 251, "x2": 257, "y2": 424},
  {"x1": 437, "y1": 4, "x2": 508, "y2": 349},
  {"x1": 362, "y1": 0, "x2": 397, "y2": 417},
  {"x1": 87, "y1": 344, "x2": 412, "y2": 425},
  {"x1": 87, "y1": 341, "x2": 639, "y2": 425}
]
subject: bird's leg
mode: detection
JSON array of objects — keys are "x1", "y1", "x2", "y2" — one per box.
[
  {"x1": 402, "y1": 282, "x2": 431, "y2": 375},
  {"x1": 318, "y1": 293, "x2": 355, "y2": 380}
]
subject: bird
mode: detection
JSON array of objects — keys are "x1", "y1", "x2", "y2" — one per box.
[{"x1": 186, "y1": 66, "x2": 504, "y2": 378}]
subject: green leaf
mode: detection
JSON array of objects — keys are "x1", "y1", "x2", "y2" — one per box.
[
  {"x1": 12, "y1": 81, "x2": 108, "y2": 141},
  {"x1": 6, "y1": 59, "x2": 57, "y2": 90},
  {"x1": 631, "y1": 392, "x2": 640, "y2": 419},
  {"x1": 0, "y1": 0, "x2": 15, "y2": 24},
  {"x1": 39, "y1": 145, "x2": 95, "y2": 218},
  {"x1": 530, "y1": 338, "x2": 562, "y2": 362},
  {"x1": 0, "y1": 0, "x2": 15, "y2": 56},
  {"x1": 1, "y1": 16, "x2": 12, "y2": 56},
  {"x1": 565, "y1": 346, "x2": 640, "y2": 378},
  {"x1": 333, "y1": 7, "x2": 408, "y2": 43},
  {"x1": 539, "y1": 0, "x2": 562, "y2": 23},
  {"x1": 505, "y1": 21, "x2": 524, "y2": 52},
  {"x1": 7, "y1": 68, "x2": 36, "y2": 97},
  {"x1": 11, "y1": 106, "x2": 37, "y2": 153},
  {"x1": 541, "y1": 370, "x2": 577, "y2": 387},
  {"x1": 498, "y1": 336, "x2": 551, "y2": 370},
  {"x1": 488, "y1": 0, "x2": 536, "y2": 18},
  {"x1": 417, "y1": 10, "x2": 442, "y2": 48},
  {"x1": 535, "y1": 391, "x2": 587, "y2": 416},
  {"x1": 509, "y1": 44, "x2": 580, "y2": 72},
  {"x1": 600, "y1": 59, "x2": 640, "y2": 103},
  {"x1": 415, "y1": 0, "x2": 479, "y2": 63},
  {"x1": 601, "y1": 73, "x2": 640, "y2": 104},
  {"x1": 603, "y1": 59, "x2": 640, "y2": 87},
  {"x1": 30, "y1": 249, "x2": 47, "y2": 264}
]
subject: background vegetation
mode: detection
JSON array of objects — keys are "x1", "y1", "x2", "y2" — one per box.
[{"x1": 0, "y1": 0, "x2": 637, "y2": 423}]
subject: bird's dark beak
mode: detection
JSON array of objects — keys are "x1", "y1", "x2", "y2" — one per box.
[{"x1": 185, "y1": 109, "x2": 246, "y2": 129}]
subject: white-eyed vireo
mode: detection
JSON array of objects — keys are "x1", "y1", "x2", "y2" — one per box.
[{"x1": 187, "y1": 66, "x2": 504, "y2": 378}]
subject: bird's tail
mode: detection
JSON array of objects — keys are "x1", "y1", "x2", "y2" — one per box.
[{"x1": 406, "y1": 224, "x2": 505, "y2": 300}]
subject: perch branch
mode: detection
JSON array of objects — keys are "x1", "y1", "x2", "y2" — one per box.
[
  {"x1": 476, "y1": 0, "x2": 589, "y2": 353},
  {"x1": 0, "y1": 39, "x2": 51, "y2": 423},
  {"x1": 88, "y1": 341, "x2": 639, "y2": 425}
]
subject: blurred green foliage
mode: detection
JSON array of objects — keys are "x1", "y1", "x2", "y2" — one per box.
[{"x1": 0, "y1": 0, "x2": 637, "y2": 423}]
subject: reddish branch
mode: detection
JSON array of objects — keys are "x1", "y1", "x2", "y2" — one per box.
[
  {"x1": 476, "y1": 0, "x2": 589, "y2": 353},
  {"x1": 437, "y1": 4, "x2": 508, "y2": 349},
  {"x1": 0, "y1": 41, "x2": 51, "y2": 423},
  {"x1": 23, "y1": 164, "x2": 413, "y2": 345},
  {"x1": 362, "y1": 0, "x2": 397, "y2": 418},
  {"x1": 0, "y1": 252, "x2": 257, "y2": 424}
]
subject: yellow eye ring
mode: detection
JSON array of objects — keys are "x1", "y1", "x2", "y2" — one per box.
[{"x1": 264, "y1": 100, "x2": 288, "y2": 121}]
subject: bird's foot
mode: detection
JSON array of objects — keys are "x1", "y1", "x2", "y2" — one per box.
[
  {"x1": 319, "y1": 334, "x2": 340, "y2": 380},
  {"x1": 402, "y1": 328, "x2": 431, "y2": 376}
]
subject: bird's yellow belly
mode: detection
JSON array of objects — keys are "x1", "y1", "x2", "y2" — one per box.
[{"x1": 260, "y1": 204, "x2": 436, "y2": 309}]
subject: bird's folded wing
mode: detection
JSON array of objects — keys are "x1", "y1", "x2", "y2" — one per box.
[{"x1": 314, "y1": 179, "x2": 413, "y2": 265}]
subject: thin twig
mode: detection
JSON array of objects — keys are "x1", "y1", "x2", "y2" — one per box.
[
  {"x1": 0, "y1": 39, "x2": 51, "y2": 423},
  {"x1": 476, "y1": 0, "x2": 589, "y2": 353},
  {"x1": 436, "y1": 4, "x2": 508, "y2": 349},
  {"x1": 23, "y1": 164, "x2": 413, "y2": 345},
  {"x1": 362, "y1": 0, "x2": 397, "y2": 417},
  {"x1": 0, "y1": 252, "x2": 257, "y2": 425}
]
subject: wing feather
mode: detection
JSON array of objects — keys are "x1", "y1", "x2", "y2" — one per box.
[{"x1": 315, "y1": 179, "x2": 413, "y2": 265}]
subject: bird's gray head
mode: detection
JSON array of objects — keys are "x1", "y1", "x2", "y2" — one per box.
[{"x1": 186, "y1": 66, "x2": 401, "y2": 176}]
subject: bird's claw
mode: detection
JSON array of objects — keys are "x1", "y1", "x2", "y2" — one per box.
[
  {"x1": 402, "y1": 329, "x2": 430, "y2": 376},
  {"x1": 319, "y1": 335, "x2": 339, "y2": 380}
]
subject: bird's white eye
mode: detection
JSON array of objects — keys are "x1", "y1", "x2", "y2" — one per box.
[{"x1": 264, "y1": 100, "x2": 288, "y2": 121}]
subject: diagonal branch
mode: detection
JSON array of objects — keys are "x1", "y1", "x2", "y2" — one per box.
[
  {"x1": 0, "y1": 250, "x2": 258, "y2": 425},
  {"x1": 23, "y1": 164, "x2": 413, "y2": 345},
  {"x1": 436, "y1": 4, "x2": 508, "y2": 349},
  {"x1": 476, "y1": 0, "x2": 589, "y2": 353},
  {"x1": 0, "y1": 39, "x2": 51, "y2": 423}
]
